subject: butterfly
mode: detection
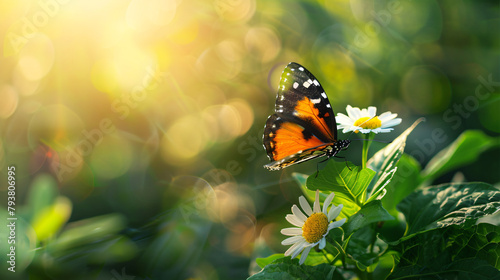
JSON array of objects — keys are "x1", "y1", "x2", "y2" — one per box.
[{"x1": 263, "y1": 62, "x2": 351, "y2": 170}]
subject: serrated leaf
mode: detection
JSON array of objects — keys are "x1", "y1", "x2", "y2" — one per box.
[
  {"x1": 248, "y1": 257, "x2": 335, "y2": 280},
  {"x1": 422, "y1": 130, "x2": 500, "y2": 181},
  {"x1": 367, "y1": 118, "x2": 424, "y2": 200},
  {"x1": 390, "y1": 224, "x2": 500, "y2": 279},
  {"x1": 381, "y1": 154, "x2": 422, "y2": 215},
  {"x1": 366, "y1": 118, "x2": 424, "y2": 201},
  {"x1": 397, "y1": 182, "x2": 500, "y2": 235},
  {"x1": 343, "y1": 200, "x2": 394, "y2": 237},
  {"x1": 306, "y1": 161, "x2": 375, "y2": 218}
]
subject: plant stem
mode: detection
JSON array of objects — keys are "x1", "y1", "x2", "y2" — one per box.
[{"x1": 361, "y1": 133, "x2": 374, "y2": 169}]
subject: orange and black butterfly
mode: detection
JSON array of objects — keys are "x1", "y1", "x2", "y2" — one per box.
[{"x1": 263, "y1": 62, "x2": 350, "y2": 170}]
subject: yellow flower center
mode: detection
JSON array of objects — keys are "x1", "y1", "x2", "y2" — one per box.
[
  {"x1": 353, "y1": 116, "x2": 382, "y2": 133},
  {"x1": 302, "y1": 212, "x2": 329, "y2": 244}
]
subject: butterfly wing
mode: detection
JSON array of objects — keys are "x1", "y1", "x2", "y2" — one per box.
[{"x1": 263, "y1": 62, "x2": 338, "y2": 170}]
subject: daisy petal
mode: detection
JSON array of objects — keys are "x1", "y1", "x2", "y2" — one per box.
[
  {"x1": 367, "y1": 106, "x2": 377, "y2": 117},
  {"x1": 319, "y1": 237, "x2": 326, "y2": 249},
  {"x1": 381, "y1": 118, "x2": 402, "y2": 128},
  {"x1": 286, "y1": 214, "x2": 304, "y2": 227},
  {"x1": 299, "y1": 196, "x2": 313, "y2": 216},
  {"x1": 290, "y1": 240, "x2": 307, "y2": 259},
  {"x1": 299, "y1": 246, "x2": 312, "y2": 265},
  {"x1": 313, "y1": 190, "x2": 321, "y2": 213},
  {"x1": 347, "y1": 105, "x2": 361, "y2": 119},
  {"x1": 328, "y1": 204, "x2": 343, "y2": 221},
  {"x1": 292, "y1": 205, "x2": 307, "y2": 222},
  {"x1": 285, "y1": 240, "x2": 304, "y2": 257},
  {"x1": 282, "y1": 235, "x2": 304, "y2": 245},
  {"x1": 281, "y1": 227, "x2": 302, "y2": 236},
  {"x1": 329, "y1": 218, "x2": 347, "y2": 229},
  {"x1": 322, "y1": 192, "x2": 335, "y2": 215}
]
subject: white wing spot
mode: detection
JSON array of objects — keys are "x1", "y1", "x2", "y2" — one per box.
[
  {"x1": 326, "y1": 104, "x2": 331, "y2": 108},
  {"x1": 284, "y1": 78, "x2": 287, "y2": 82},
  {"x1": 311, "y1": 98, "x2": 321, "y2": 104},
  {"x1": 321, "y1": 92, "x2": 327, "y2": 99},
  {"x1": 291, "y1": 68, "x2": 295, "y2": 71},
  {"x1": 281, "y1": 85, "x2": 285, "y2": 90},
  {"x1": 287, "y1": 72, "x2": 290, "y2": 76},
  {"x1": 280, "y1": 95, "x2": 285, "y2": 101},
  {"x1": 303, "y1": 81, "x2": 311, "y2": 88},
  {"x1": 298, "y1": 67, "x2": 304, "y2": 71},
  {"x1": 313, "y1": 79, "x2": 319, "y2": 86},
  {"x1": 293, "y1": 82, "x2": 299, "y2": 89}
]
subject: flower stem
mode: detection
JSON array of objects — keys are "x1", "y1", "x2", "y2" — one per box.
[{"x1": 361, "y1": 133, "x2": 374, "y2": 169}]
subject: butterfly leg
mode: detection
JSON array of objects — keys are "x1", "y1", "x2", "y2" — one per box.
[
  {"x1": 334, "y1": 156, "x2": 351, "y2": 171},
  {"x1": 315, "y1": 157, "x2": 331, "y2": 178}
]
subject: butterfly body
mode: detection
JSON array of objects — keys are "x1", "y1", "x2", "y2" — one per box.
[{"x1": 263, "y1": 62, "x2": 350, "y2": 171}]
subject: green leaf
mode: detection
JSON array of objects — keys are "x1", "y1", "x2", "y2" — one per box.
[
  {"x1": 306, "y1": 161, "x2": 376, "y2": 218},
  {"x1": 422, "y1": 130, "x2": 500, "y2": 181},
  {"x1": 390, "y1": 224, "x2": 500, "y2": 279},
  {"x1": 397, "y1": 182, "x2": 500, "y2": 235},
  {"x1": 381, "y1": 154, "x2": 422, "y2": 215},
  {"x1": 248, "y1": 257, "x2": 335, "y2": 280},
  {"x1": 256, "y1": 254, "x2": 284, "y2": 269},
  {"x1": 346, "y1": 227, "x2": 388, "y2": 272},
  {"x1": 367, "y1": 118, "x2": 424, "y2": 200},
  {"x1": 25, "y1": 174, "x2": 58, "y2": 222},
  {"x1": 343, "y1": 200, "x2": 394, "y2": 237}
]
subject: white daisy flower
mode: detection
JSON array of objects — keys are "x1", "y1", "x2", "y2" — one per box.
[
  {"x1": 336, "y1": 105, "x2": 402, "y2": 134},
  {"x1": 281, "y1": 190, "x2": 346, "y2": 265}
]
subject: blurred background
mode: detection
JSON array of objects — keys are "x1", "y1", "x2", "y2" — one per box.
[{"x1": 0, "y1": 0, "x2": 498, "y2": 279}]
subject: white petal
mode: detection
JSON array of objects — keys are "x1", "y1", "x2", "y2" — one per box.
[
  {"x1": 292, "y1": 205, "x2": 307, "y2": 222},
  {"x1": 336, "y1": 114, "x2": 354, "y2": 125},
  {"x1": 286, "y1": 214, "x2": 304, "y2": 227},
  {"x1": 282, "y1": 235, "x2": 304, "y2": 245},
  {"x1": 299, "y1": 196, "x2": 313, "y2": 216},
  {"x1": 328, "y1": 218, "x2": 347, "y2": 230},
  {"x1": 313, "y1": 190, "x2": 321, "y2": 213},
  {"x1": 358, "y1": 129, "x2": 372, "y2": 134},
  {"x1": 347, "y1": 105, "x2": 361, "y2": 120},
  {"x1": 285, "y1": 240, "x2": 305, "y2": 257},
  {"x1": 367, "y1": 106, "x2": 377, "y2": 117},
  {"x1": 378, "y1": 128, "x2": 394, "y2": 133},
  {"x1": 372, "y1": 128, "x2": 381, "y2": 134},
  {"x1": 319, "y1": 237, "x2": 326, "y2": 249},
  {"x1": 381, "y1": 118, "x2": 402, "y2": 128},
  {"x1": 328, "y1": 204, "x2": 343, "y2": 221},
  {"x1": 291, "y1": 240, "x2": 307, "y2": 259},
  {"x1": 378, "y1": 112, "x2": 397, "y2": 121},
  {"x1": 322, "y1": 192, "x2": 335, "y2": 214},
  {"x1": 281, "y1": 227, "x2": 302, "y2": 236},
  {"x1": 343, "y1": 127, "x2": 355, "y2": 133},
  {"x1": 299, "y1": 246, "x2": 312, "y2": 265}
]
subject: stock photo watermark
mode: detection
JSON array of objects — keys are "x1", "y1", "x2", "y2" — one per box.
[
  {"x1": 50, "y1": 65, "x2": 169, "y2": 182},
  {"x1": 6, "y1": 166, "x2": 17, "y2": 273},
  {"x1": 4, "y1": 0, "x2": 72, "y2": 56}
]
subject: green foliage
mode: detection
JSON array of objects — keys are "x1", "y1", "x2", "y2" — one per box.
[
  {"x1": 367, "y1": 118, "x2": 424, "y2": 201},
  {"x1": 248, "y1": 257, "x2": 336, "y2": 280},
  {"x1": 390, "y1": 224, "x2": 500, "y2": 279},
  {"x1": 397, "y1": 182, "x2": 500, "y2": 235},
  {"x1": 307, "y1": 160, "x2": 376, "y2": 218},
  {"x1": 422, "y1": 130, "x2": 500, "y2": 182},
  {"x1": 343, "y1": 200, "x2": 393, "y2": 237},
  {"x1": 256, "y1": 125, "x2": 500, "y2": 280}
]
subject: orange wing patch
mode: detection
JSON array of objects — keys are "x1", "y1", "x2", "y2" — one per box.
[
  {"x1": 293, "y1": 98, "x2": 334, "y2": 140},
  {"x1": 272, "y1": 122, "x2": 325, "y2": 160}
]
